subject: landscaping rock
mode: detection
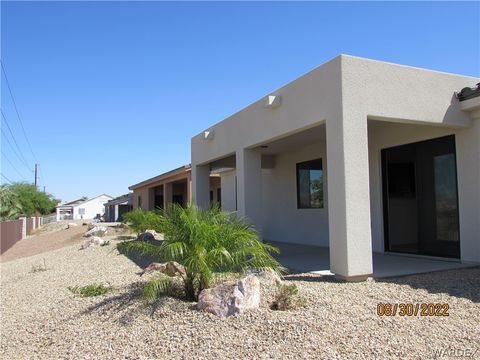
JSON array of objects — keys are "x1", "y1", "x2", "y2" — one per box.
[
  {"x1": 137, "y1": 231, "x2": 155, "y2": 241},
  {"x1": 141, "y1": 261, "x2": 186, "y2": 277},
  {"x1": 80, "y1": 236, "x2": 105, "y2": 250},
  {"x1": 83, "y1": 226, "x2": 107, "y2": 238},
  {"x1": 196, "y1": 274, "x2": 260, "y2": 317},
  {"x1": 68, "y1": 223, "x2": 79, "y2": 227},
  {"x1": 248, "y1": 268, "x2": 282, "y2": 287}
]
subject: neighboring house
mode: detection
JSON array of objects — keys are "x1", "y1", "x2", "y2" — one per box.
[
  {"x1": 104, "y1": 194, "x2": 133, "y2": 222},
  {"x1": 191, "y1": 55, "x2": 480, "y2": 281},
  {"x1": 129, "y1": 164, "x2": 220, "y2": 211},
  {"x1": 56, "y1": 194, "x2": 113, "y2": 221}
]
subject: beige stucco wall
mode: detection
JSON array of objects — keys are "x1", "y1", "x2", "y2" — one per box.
[{"x1": 262, "y1": 141, "x2": 329, "y2": 246}]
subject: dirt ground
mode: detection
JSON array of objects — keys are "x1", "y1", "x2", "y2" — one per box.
[{"x1": 0, "y1": 225, "x2": 86, "y2": 263}]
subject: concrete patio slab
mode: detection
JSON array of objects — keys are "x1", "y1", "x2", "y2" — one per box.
[{"x1": 270, "y1": 242, "x2": 476, "y2": 278}]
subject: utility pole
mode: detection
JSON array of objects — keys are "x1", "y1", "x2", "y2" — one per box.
[{"x1": 34, "y1": 163, "x2": 38, "y2": 188}]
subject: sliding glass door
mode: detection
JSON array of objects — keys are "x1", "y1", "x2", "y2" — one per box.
[{"x1": 382, "y1": 135, "x2": 460, "y2": 258}]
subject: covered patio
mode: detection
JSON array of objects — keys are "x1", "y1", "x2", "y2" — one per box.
[
  {"x1": 192, "y1": 55, "x2": 480, "y2": 281},
  {"x1": 271, "y1": 242, "x2": 475, "y2": 278}
]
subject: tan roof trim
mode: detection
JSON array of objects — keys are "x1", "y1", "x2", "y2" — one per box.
[{"x1": 128, "y1": 164, "x2": 192, "y2": 190}]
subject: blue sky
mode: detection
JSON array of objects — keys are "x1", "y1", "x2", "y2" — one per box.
[{"x1": 1, "y1": 1, "x2": 479, "y2": 202}]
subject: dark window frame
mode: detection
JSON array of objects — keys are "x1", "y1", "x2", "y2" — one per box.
[{"x1": 296, "y1": 158, "x2": 324, "y2": 209}]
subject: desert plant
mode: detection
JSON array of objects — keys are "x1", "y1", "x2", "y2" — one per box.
[
  {"x1": 95, "y1": 230, "x2": 107, "y2": 237},
  {"x1": 270, "y1": 283, "x2": 306, "y2": 310},
  {"x1": 68, "y1": 283, "x2": 112, "y2": 297},
  {"x1": 122, "y1": 208, "x2": 162, "y2": 235},
  {"x1": 118, "y1": 203, "x2": 281, "y2": 301},
  {"x1": 30, "y1": 259, "x2": 48, "y2": 273}
]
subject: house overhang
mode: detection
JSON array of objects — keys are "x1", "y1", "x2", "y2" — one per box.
[{"x1": 128, "y1": 164, "x2": 192, "y2": 191}]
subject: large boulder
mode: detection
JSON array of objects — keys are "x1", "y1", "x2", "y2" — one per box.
[
  {"x1": 197, "y1": 275, "x2": 260, "y2": 317},
  {"x1": 137, "y1": 231, "x2": 156, "y2": 241},
  {"x1": 247, "y1": 269, "x2": 282, "y2": 307},
  {"x1": 141, "y1": 261, "x2": 186, "y2": 277},
  {"x1": 80, "y1": 236, "x2": 105, "y2": 250},
  {"x1": 83, "y1": 226, "x2": 107, "y2": 237},
  {"x1": 248, "y1": 268, "x2": 282, "y2": 287}
]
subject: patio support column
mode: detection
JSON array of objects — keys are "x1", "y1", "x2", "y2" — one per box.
[
  {"x1": 56, "y1": 207, "x2": 60, "y2": 221},
  {"x1": 192, "y1": 164, "x2": 210, "y2": 208},
  {"x1": 163, "y1": 182, "x2": 173, "y2": 208},
  {"x1": 236, "y1": 148, "x2": 262, "y2": 233},
  {"x1": 186, "y1": 171, "x2": 192, "y2": 205},
  {"x1": 326, "y1": 112, "x2": 373, "y2": 281}
]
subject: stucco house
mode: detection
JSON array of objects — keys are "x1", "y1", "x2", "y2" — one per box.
[
  {"x1": 191, "y1": 55, "x2": 480, "y2": 281},
  {"x1": 104, "y1": 194, "x2": 133, "y2": 222},
  {"x1": 56, "y1": 194, "x2": 113, "y2": 221},
  {"x1": 129, "y1": 164, "x2": 220, "y2": 211}
]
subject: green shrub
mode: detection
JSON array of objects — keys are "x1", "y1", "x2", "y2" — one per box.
[
  {"x1": 69, "y1": 284, "x2": 112, "y2": 297},
  {"x1": 118, "y1": 203, "x2": 281, "y2": 301},
  {"x1": 270, "y1": 283, "x2": 306, "y2": 310},
  {"x1": 122, "y1": 208, "x2": 162, "y2": 235}
]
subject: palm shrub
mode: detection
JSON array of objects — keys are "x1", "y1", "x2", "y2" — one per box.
[
  {"x1": 118, "y1": 203, "x2": 281, "y2": 301},
  {"x1": 0, "y1": 185, "x2": 23, "y2": 221},
  {"x1": 122, "y1": 208, "x2": 162, "y2": 235}
]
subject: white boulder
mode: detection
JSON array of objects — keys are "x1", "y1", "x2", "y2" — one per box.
[{"x1": 80, "y1": 236, "x2": 105, "y2": 250}]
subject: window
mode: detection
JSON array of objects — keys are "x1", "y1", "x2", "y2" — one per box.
[
  {"x1": 296, "y1": 159, "x2": 323, "y2": 208},
  {"x1": 78, "y1": 208, "x2": 85, "y2": 215}
]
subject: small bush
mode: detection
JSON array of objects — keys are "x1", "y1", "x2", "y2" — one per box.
[
  {"x1": 30, "y1": 259, "x2": 48, "y2": 273},
  {"x1": 69, "y1": 284, "x2": 112, "y2": 297},
  {"x1": 95, "y1": 230, "x2": 106, "y2": 237},
  {"x1": 270, "y1": 283, "x2": 306, "y2": 311}
]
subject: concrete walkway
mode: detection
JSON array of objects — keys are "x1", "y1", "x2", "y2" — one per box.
[{"x1": 270, "y1": 242, "x2": 475, "y2": 278}]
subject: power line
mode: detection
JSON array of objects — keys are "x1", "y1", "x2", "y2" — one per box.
[
  {"x1": 1, "y1": 150, "x2": 27, "y2": 180},
  {"x1": 1, "y1": 61, "x2": 38, "y2": 162},
  {"x1": 1, "y1": 127, "x2": 33, "y2": 174},
  {"x1": 1, "y1": 173, "x2": 14, "y2": 184},
  {"x1": 1, "y1": 109, "x2": 33, "y2": 172}
]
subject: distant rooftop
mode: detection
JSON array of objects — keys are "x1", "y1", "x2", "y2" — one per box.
[{"x1": 456, "y1": 83, "x2": 480, "y2": 101}]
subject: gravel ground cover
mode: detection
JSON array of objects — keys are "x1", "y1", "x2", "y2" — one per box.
[{"x1": 0, "y1": 239, "x2": 478, "y2": 360}]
